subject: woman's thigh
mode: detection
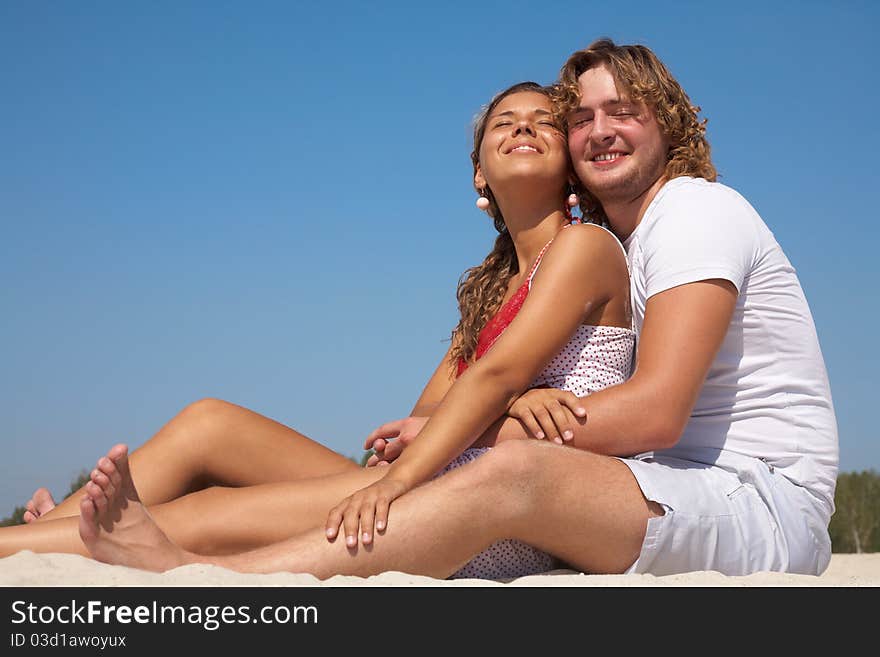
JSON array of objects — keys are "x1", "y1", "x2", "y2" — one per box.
[
  {"x1": 148, "y1": 465, "x2": 387, "y2": 554},
  {"x1": 129, "y1": 398, "x2": 363, "y2": 499}
]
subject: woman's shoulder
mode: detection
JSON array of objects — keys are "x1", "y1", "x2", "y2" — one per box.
[{"x1": 547, "y1": 222, "x2": 628, "y2": 266}]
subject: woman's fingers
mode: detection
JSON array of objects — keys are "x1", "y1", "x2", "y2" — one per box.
[
  {"x1": 558, "y1": 391, "x2": 587, "y2": 419},
  {"x1": 359, "y1": 503, "x2": 375, "y2": 545},
  {"x1": 516, "y1": 409, "x2": 545, "y2": 439},
  {"x1": 342, "y1": 502, "x2": 362, "y2": 548},
  {"x1": 546, "y1": 401, "x2": 574, "y2": 442},
  {"x1": 325, "y1": 504, "x2": 344, "y2": 540},
  {"x1": 375, "y1": 492, "x2": 392, "y2": 534},
  {"x1": 532, "y1": 406, "x2": 561, "y2": 443}
]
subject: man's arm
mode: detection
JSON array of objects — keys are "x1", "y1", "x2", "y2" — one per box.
[{"x1": 496, "y1": 279, "x2": 738, "y2": 455}]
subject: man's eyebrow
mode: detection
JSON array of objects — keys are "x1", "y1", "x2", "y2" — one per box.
[{"x1": 572, "y1": 98, "x2": 634, "y2": 112}]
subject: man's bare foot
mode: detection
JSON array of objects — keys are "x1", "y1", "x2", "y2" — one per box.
[
  {"x1": 23, "y1": 487, "x2": 56, "y2": 523},
  {"x1": 78, "y1": 444, "x2": 191, "y2": 572}
]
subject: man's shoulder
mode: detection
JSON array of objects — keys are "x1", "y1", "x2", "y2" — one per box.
[
  {"x1": 646, "y1": 176, "x2": 758, "y2": 224},
  {"x1": 656, "y1": 176, "x2": 749, "y2": 206}
]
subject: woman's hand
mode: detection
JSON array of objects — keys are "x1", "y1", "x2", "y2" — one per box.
[
  {"x1": 506, "y1": 388, "x2": 586, "y2": 444},
  {"x1": 325, "y1": 476, "x2": 411, "y2": 547},
  {"x1": 363, "y1": 416, "x2": 429, "y2": 467}
]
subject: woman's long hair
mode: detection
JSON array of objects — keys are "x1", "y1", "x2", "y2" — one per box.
[{"x1": 449, "y1": 81, "x2": 551, "y2": 369}]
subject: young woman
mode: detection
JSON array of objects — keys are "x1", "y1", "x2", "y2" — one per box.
[{"x1": 1, "y1": 82, "x2": 639, "y2": 579}]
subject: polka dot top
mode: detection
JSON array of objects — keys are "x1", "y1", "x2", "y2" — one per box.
[{"x1": 457, "y1": 231, "x2": 635, "y2": 396}]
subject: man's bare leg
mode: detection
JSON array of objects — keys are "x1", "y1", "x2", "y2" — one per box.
[
  {"x1": 81, "y1": 440, "x2": 661, "y2": 578},
  {"x1": 34, "y1": 398, "x2": 360, "y2": 522}
]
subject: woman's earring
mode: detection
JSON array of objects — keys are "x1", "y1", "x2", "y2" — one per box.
[
  {"x1": 565, "y1": 189, "x2": 581, "y2": 224},
  {"x1": 476, "y1": 189, "x2": 491, "y2": 212}
]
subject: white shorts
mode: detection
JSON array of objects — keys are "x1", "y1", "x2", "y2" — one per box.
[{"x1": 620, "y1": 452, "x2": 832, "y2": 576}]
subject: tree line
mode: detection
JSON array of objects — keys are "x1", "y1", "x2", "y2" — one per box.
[{"x1": 3, "y1": 467, "x2": 879, "y2": 553}]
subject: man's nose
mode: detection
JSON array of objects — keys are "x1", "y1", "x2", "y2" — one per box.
[{"x1": 591, "y1": 112, "x2": 613, "y2": 142}]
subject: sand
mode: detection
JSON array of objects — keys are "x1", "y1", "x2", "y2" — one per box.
[{"x1": 1, "y1": 551, "x2": 878, "y2": 586}]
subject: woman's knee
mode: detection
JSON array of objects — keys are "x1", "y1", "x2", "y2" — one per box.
[
  {"x1": 176, "y1": 398, "x2": 245, "y2": 429},
  {"x1": 169, "y1": 398, "x2": 242, "y2": 450}
]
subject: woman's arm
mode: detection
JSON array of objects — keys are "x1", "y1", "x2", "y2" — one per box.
[
  {"x1": 409, "y1": 343, "x2": 457, "y2": 416},
  {"x1": 325, "y1": 226, "x2": 629, "y2": 545},
  {"x1": 386, "y1": 226, "x2": 626, "y2": 486}
]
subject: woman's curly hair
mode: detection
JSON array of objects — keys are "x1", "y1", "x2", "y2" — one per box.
[
  {"x1": 552, "y1": 38, "x2": 716, "y2": 225},
  {"x1": 449, "y1": 81, "x2": 553, "y2": 370}
]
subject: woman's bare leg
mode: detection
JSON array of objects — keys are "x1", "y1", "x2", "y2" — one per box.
[
  {"x1": 35, "y1": 398, "x2": 360, "y2": 521},
  {"x1": 0, "y1": 448, "x2": 387, "y2": 558},
  {"x1": 80, "y1": 440, "x2": 662, "y2": 578},
  {"x1": 23, "y1": 487, "x2": 56, "y2": 522}
]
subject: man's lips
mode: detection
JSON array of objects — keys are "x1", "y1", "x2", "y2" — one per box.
[{"x1": 590, "y1": 151, "x2": 627, "y2": 165}]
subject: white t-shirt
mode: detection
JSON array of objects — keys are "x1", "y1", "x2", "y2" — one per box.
[{"x1": 623, "y1": 177, "x2": 839, "y2": 519}]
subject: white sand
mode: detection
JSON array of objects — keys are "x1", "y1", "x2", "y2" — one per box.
[{"x1": 1, "y1": 551, "x2": 877, "y2": 586}]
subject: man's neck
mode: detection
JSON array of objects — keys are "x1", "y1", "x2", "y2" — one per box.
[{"x1": 605, "y1": 176, "x2": 668, "y2": 242}]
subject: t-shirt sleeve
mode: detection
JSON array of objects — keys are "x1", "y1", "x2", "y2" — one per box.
[{"x1": 641, "y1": 183, "x2": 756, "y2": 299}]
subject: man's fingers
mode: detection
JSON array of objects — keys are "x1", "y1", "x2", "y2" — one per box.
[
  {"x1": 383, "y1": 440, "x2": 405, "y2": 462},
  {"x1": 363, "y1": 420, "x2": 404, "y2": 449}
]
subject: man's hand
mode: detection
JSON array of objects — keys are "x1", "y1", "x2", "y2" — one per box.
[
  {"x1": 363, "y1": 416, "x2": 429, "y2": 467},
  {"x1": 507, "y1": 388, "x2": 586, "y2": 443}
]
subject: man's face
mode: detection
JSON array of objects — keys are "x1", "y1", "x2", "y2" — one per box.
[{"x1": 567, "y1": 65, "x2": 669, "y2": 208}]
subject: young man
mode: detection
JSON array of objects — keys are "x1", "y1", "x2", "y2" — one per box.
[{"x1": 70, "y1": 40, "x2": 838, "y2": 578}]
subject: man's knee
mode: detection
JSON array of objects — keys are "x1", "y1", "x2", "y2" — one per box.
[{"x1": 474, "y1": 440, "x2": 559, "y2": 492}]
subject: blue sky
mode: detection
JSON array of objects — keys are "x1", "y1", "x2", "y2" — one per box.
[{"x1": 1, "y1": 1, "x2": 877, "y2": 515}]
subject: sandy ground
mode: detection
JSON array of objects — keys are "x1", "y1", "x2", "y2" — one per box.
[{"x1": 0, "y1": 551, "x2": 877, "y2": 586}]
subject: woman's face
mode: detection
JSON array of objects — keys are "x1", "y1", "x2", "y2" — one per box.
[{"x1": 476, "y1": 91, "x2": 569, "y2": 194}]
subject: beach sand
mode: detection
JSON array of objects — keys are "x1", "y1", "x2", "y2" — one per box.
[{"x1": 1, "y1": 551, "x2": 878, "y2": 586}]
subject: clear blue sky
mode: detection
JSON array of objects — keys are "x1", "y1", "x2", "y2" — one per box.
[{"x1": 2, "y1": 1, "x2": 877, "y2": 515}]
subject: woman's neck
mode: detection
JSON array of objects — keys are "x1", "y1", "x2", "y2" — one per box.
[{"x1": 497, "y1": 194, "x2": 568, "y2": 276}]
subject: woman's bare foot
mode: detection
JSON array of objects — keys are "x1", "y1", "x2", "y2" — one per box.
[
  {"x1": 78, "y1": 444, "x2": 191, "y2": 572},
  {"x1": 23, "y1": 487, "x2": 56, "y2": 523}
]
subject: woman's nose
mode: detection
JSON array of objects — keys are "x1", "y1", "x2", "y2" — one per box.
[{"x1": 513, "y1": 119, "x2": 536, "y2": 136}]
